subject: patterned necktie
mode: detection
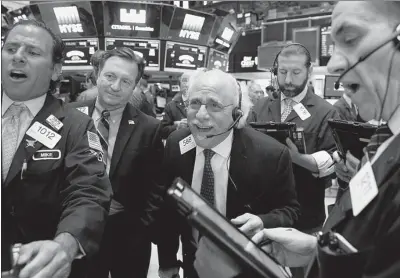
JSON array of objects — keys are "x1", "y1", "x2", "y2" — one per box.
[
  {"x1": 281, "y1": 98, "x2": 295, "y2": 122},
  {"x1": 2, "y1": 103, "x2": 27, "y2": 181},
  {"x1": 200, "y1": 149, "x2": 216, "y2": 207},
  {"x1": 97, "y1": 110, "x2": 110, "y2": 164},
  {"x1": 364, "y1": 124, "x2": 393, "y2": 161}
]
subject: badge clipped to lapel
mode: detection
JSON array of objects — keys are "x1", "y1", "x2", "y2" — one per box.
[
  {"x1": 46, "y1": 114, "x2": 63, "y2": 131},
  {"x1": 179, "y1": 134, "x2": 196, "y2": 155},
  {"x1": 349, "y1": 161, "x2": 378, "y2": 216},
  {"x1": 26, "y1": 122, "x2": 61, "y2": 149},
  {"x1": 293, "y1": 103, "x2": 311, "y2": 120},
  {"x1": 76, "y1": 106, "x2": 89, "y2": 115}
]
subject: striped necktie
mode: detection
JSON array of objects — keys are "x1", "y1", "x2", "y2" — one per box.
[
  {"x1": 281, "y1": 98, "x2": 295, "y2": 122},
  {"x1": 200, "y1": 149, "x2": 216, "y2": 207},
  {"x1": 2, "y1": 103, "x2": 27, "y2": 181},
  {"x1": 97, "y1": 110, "x2": 110, "y2": 164},
  {"x1": 364, "y1": 124, "x2": 393, "y2": 161}
]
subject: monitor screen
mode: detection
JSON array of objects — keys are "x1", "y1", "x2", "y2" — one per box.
[
  {"x1": 36, "y1": 2, "x2": 97, "y2": 38},
  {"x1": 105, "y1": 38, "x2": 160, "y2": 71},
  {"x1": 103, "y1": 1, "x2": 161, "y2": 38},
  {"x1": 62, "y1": 38, "x2": 99, "y2": 69},
  {"x1": 207, "y1": 49, "x2": 229, "y2": 72},
  {"x1": 164, "y1": 41, "x2": 207, "y2": 72},
  {"x1": 324, "y1": 75, "x2": 344, "y2": 99},
  {"x1": 167, "y1": 7, "x2": 215, "y2": 46},
  {"x1": 320, "y1": 25, "x2": 334, "y2": 66}
]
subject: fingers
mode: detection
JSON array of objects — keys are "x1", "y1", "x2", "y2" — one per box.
[
  {"x1": 17, "y1": 241, "x2": 41, "y2": 266},
  {"x1": 231, "y1": 213, "x2": 250, "y2": 225},
  {"x1": 346, "y1": 151, "x2": 360, "y2": 173},
  {"x1": 19, "y1": 246, "x2": 53, "y2": 278},
  {"x1": 251, "y1": 230, "x2": 268, "y2": 244}
]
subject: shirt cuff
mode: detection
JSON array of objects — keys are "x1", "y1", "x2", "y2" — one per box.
[{"x1": 311, "y1": 151, "x2": 335, "y2": 178}]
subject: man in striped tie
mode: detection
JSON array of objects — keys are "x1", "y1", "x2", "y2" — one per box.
[{"x1": 251, "y1": 2, "x2": 400, "y2": 277}]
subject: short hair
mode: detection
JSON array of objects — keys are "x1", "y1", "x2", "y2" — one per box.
[
  {"x1": 188, "y1": 69, "x2": 253, "y2": 129},
  {"x1": 90, "y1": 50, "x2": 105, "y2": 76},
  {"x1": 138, "y1": 78, "x2": 148, "y2": 88},
  {"x1": 98, "y1": 47, "x2": 145, "y2": 85},
  {"x1": 266, "y1": 85, "x2": 275, "y2": 92},
  {"x1": 248, "y1": 81, "x2": 262, "y2": 93},
  {"x1": 3, "y1": 19, "x2": 65, "y2": 93},
  {"x1": 278, "y1": 44, "x2": 312, "y2": 69},
  {"x1": 86, "y1": 70, "x2": 97, "y2": 86}
]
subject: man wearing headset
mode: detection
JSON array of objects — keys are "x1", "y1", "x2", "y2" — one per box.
[
  {"x1": 251, "y1": 2, "x2": 400, "y2": 277},
  {"x1": 157, "y1": 69, "x2": 300, "y2": 278}
]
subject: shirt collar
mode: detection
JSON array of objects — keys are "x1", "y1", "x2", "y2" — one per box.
[
  {"x1": 95, "y1": 97, "x2": 126, "y2": 119},
  {"x1": 342, "y1": 93, "x2": 352, "y2": 107},
  {"x1": 2, "y1": 91, "x2": 46, "y2": 118},
  {"x1": 196, "y1": 130, "x2": 234, "y2": 159},
  {"x1": 388, "y1": 105, "x2": 400, "y2": 136},
  {"x1": 281, "y1": 85, "x2": 308, "y2": 104}
]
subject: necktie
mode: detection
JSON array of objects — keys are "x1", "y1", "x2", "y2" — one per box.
[
  {"x1": 97, "y1": 110, "x2": 110, "y2": 164},
  {"x1": 281, "y1": 98, "x2": 295, "y2": 122},
  {"x1": 364, "y1": 124, "x2": 393, "y2": 162},
  {"x1": 2, "y1": 103, "x2": 27, "y2": 181},
  {"x1": 200, "y1": 149, "x2": 215, "y2": 207},
  {"x1": 351, "y1": 103, "x2": 358, "y2": 119}
]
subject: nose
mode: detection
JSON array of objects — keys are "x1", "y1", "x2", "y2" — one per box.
[
  {"x1": 196, "y1": 104, "x2": 210, "y2": 120},
  {"x1": 327, "y1": 49, "x2": 348, "y2": 75},
  {"x1": 12, "y1": 47, "x2": 26, "y2": 64},
  {"x1": 110, "y1": 79, "x2": 121, "y2": 91},
  {"x1": 284, "y1": 72, "x2": 292, "y2": 84}
]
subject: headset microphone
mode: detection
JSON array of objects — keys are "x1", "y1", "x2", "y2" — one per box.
[
  {"x1": 206, "y1": 114, "x2": 242, "y2": 139},
  {"x1": 334, "y1": 26, "x2": 400, "y2": 90}
]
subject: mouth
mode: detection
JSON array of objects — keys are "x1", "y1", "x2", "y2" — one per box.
[
  {"x1": 194, "y1": 124, "x2": 213, "y2": 133},
  {"x1": 9, "y1": 70, "x2": 28, "y2": 81}
]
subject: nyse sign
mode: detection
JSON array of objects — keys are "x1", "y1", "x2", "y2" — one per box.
[
  {"x1": 179, "y1": 30, "x2": 200, "y2": 40},
  {"x1": 241, "y1": 56, "x2": 258, "y2": 68},
  {"x1": 53, "y1": 6, "x2": 83, "y2": 34},
  {"x1": 179, "y1": 14, "x2": 205, "y2": 41}
]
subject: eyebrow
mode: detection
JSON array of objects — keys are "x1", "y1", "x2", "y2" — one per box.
[{"x1": 4, "y1": 41, "x2": 43, "y2": 50}]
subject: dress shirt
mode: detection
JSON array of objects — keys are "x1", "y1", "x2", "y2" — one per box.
[
  {"x1": 343, "y1": 93, "x2": 358, "y2": 117},
  {"x1": 280, "y1": 85, "x2": 334, "y2": 177},
  {"x1": 191, "y1": 130, "x2": 233, "y2": 217},
  {"x1": 371, "y1": 106, "x2": 400, "y2": 164},
  {"x1": 2, "y1": 92, "x2": 46, "y2": 147},
  {"x1": 92, "y1": 99, "x2": 125, "y2": 175}
]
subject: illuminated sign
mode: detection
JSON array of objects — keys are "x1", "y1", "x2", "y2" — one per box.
[
  {"x1": 120, "y1": 8, "x2": 146, "y2": 24},
  {"x1": 165, "y1": 41, "x2": 207, "y2": 72},
  {"x1": 241, "y1": 56, "x2": 258, "y2": 68},
  {"x1": 53, "y1": 6, "x2": 83, "y2": 33},
  {"x1": 13, "y1": 14, "x2": 28, "y2": 23},
  {"x1": 208, "y1": 49, "x2": 228, "y2": 72},
  {"x1": 179, "y1": 14, "x2": 205, "y2": 40},
  {"x1": 215, "y1": 38, "x2": 230, "y2": 48},
  {"x1": 62, "y1": 38, "x2": 98, "y2": 67},
  {"x1": 221, "y1": 27, "x2": 234, "y2": 42}
]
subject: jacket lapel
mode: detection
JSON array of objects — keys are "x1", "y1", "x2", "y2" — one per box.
[
  {"x1": 176, "y1": 101, "x2": 187, "y2": 118},
  {"x1": 284, "y1": 87, "x2": 316, "y2": 123},
  {"x1": 4, "y1": 95, "x2": 63, "y2": 186},
  {"x1": 267, "y1": 98, "x2": 281, "y2": 122},
  {"x1": 109, "y1": 104, "x2": 139, "y2": 178}
]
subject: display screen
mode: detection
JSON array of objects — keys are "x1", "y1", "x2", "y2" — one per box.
[
  {"x1": 320, "y1": 25, "x2": 334, "y2": 66},
  {"x1": 233, "y1": 52, "x2": 260, "y2": 73},
  {"x1": 324, "y1": 75, "x2": 343, "y2": 99},
  {"x1": 167, "y1": 7, "x2": 215, "y2": 46},
  {"x1": 62, "y1": 38, "x2": 99, "y2": 67},
  {"x1": 36, "y1": 2, "x2": 97, "y2": 38},
  {"x1": 103, "y1": 1, "x2": 161, "y2": 38},
  {"x1": 164, "y1": 41, "x2": 207, "y2": 72},
  {"x1": 207, "y1": 49, "x2": 229, "y2": 72},
  {"x1": 105, "y1": 38, "x2": 160, "y2": 71}
]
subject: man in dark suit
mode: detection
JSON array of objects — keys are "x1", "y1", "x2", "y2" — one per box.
[
  {"x1": 69, "y1": 47, "x2": 164, "y2": 278},
  {"x1": 251, "y1": 2, "x2": 400, "y2": 277},
  {"x1": 158, "y1": 69, "x2": 300, "y2": 278},
  {"x1": 333, "y1": 90, "x2": 363, "y2": 122},
  {"x1": 253, "y1": 44, "x2": 340, "y2": 235},
  {"x1": 160, "y1": 72, "x2": 191, "y2": 139},
  {"x1": 1, "y1": 20, "x2": 112, "y2": 278}
]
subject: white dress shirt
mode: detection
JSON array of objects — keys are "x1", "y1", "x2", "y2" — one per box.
[
  {"x1": 2, "y1": 92, "x2": 46, "y2": 148},
  {"x1": 280, "y1": 85, "x2": 334, "y2": 177},
  {"x1": 191, "y1": 130, "x2": 234, "y2": 217}
]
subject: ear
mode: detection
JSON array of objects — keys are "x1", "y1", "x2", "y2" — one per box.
[
  {"x1": 51, "y1": 63, "x2": 62, "y2": 81},
  {"x1": 308, "y1": 64, "x2": 314, "y2": 79}
]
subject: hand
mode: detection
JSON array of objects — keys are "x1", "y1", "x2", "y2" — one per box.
[
  {"x1": 159, "y1": 267, "x2": 180, "y2": 278},
  {"x1": 345, "y1": 151, "x2": 360, "y2": 176},
  {"x1": 231, "y1": 213, "x2": 264, "y2": 238},
  {"x1": 16, "y1": 240, "x2": 74, "y2": 278},
  {"x1": 285, "y1": 138, "x2": 299, "y2": 153},
  {"x1": 177, "y1": 119, "x2": 188, "y2": 130},
  {"x1": 249, "y1": 228, "x2": 317, "y2": 267}
]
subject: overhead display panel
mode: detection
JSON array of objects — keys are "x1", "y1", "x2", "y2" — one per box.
[
  {"x1": 62, "y1": 38, "x2": 99, "y2": 70},
  {"x1": 207, "y1": 49, "x2": 229, "y2": 72},
  {"x1": 35, "y1": 2, "x2": 97, "y2": 39},
  {"x1": 164, "y1": 41, "x2": 207, "y2": 72},
  {"x1": 105, "y1": 38, "x2": 160, "y2": 71},
  {"x1": 167, "y1": 7, "x2": 215, "y2": 46},
  {"x1": 320, "y1": 25, "x2": 333, "y2": 66},
  {"x1": 103, "y1": 1, "x2": 161, "y2": 38}
]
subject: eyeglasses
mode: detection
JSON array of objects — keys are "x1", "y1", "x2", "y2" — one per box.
[{"x1": 188, "y1": 99, "x2": 233, "y2": 113}]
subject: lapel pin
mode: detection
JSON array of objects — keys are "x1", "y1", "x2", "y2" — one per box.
[
  {"x1": 128, "y1": 120, "x2": 135, "y2": 125},
  {"x1": 25, "y1": 139, "x2": 37, "y2": 148}
]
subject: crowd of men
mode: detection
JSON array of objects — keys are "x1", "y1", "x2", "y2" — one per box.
[{"x1": 1, "y1": 1, "x2": 399, "y2": 278}]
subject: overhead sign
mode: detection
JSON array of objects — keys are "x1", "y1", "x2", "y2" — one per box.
[
  {"x1": 104, "y1": 1, "x2": 160, "y2": 38},
  {"x1": 233, "y1": 52, "x2": 262, "y2": 72},
  {"x1": 164, "y1": 41, "x2": 207, "y2": 72},
  {"x1": 241, "y1": 55, "x2": 258, "y2": 68},
  {"x1": 167, "y1": 7, "x2": 215, "y2": 46},
  {"x1": 62, "y1": 38, "x2": 99, "y2": 67},
  {"x1": 207, "y1": 49, "x2": 228, "y2": 72},
  {"x1": 221, "y1": 27, "x2": 234, "y2": 42},
  {"x1": 53, "y1": 6, "x2": 83, "y2": 33}
]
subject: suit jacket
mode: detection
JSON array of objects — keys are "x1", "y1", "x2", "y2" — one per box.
[
  {"x1": 307, "y1": 133, "x2": 400, "y2": 278},
  {"x1": 67, "y1": 100, "x2": 164, "y2": 238},
  {"x1": 253, "y1": 88, "x2": 340, "y2": 230},
  {"x1": 333, "y1": 96, "x2": 364, "y2": 122},
  {"x1": 158, "y1": 127, "x2": 300, "y2": 276},
  {"x1": 160, "y1": 94, "x2": 187, "y2": 139},
  {"x1": 2, "y1": 94, "x2": 112, "y2": 273}
]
